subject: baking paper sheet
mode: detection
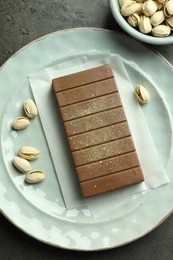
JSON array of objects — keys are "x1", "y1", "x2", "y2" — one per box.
[{"x1": 29, "y1": 52, "x2": 169, "y2": 219}]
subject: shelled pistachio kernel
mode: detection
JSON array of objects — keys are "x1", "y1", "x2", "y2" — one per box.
[
  {"x1": 19, "y1": 146, "x2": 40, "y2": 160},
  {"x1": 13, "y1": 156, "x2": 31, "y2": 173},
  {"x1": 135, "y1": 84, "x2": 150, "y2": 104},
  {"x1": 12, "y1": 117, "x2": 30, "y2": 130},
  {"x1": 24, "y1": 99, "x2": 38, "y2": 119},
  {"x1": 25, "y1": 170, "x2": 46, "y2": 184}
]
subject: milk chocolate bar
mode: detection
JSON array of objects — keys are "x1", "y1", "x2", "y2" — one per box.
[{"x1": 52, "y1": 64, "x2": 144, "y2": 197}]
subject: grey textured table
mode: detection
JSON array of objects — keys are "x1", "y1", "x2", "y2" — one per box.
[{"x1": 1, "y1": 1, "x2": 173, "y2": 259}]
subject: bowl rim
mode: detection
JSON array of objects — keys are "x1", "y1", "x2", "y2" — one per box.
[{"x1": 109, "y1": 0, "x2": 173, "y2": 45}]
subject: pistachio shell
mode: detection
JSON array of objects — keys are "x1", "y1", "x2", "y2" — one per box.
[
  {"x1": 166, "y1": 15, "x2": 173, "y2": 29},
  {"x1": 157, "y1": 0, "x2": 168, "y2": 4},
  {"x1": 24, "y1": 99, "x2": 38, "y2": 119},
  {"x1": 13, "y1": 156, "x2": 31, "y2": 173},
  {"x1": 121, "y1": 1, "x2": 142, "y2": 16},
  {"x1": 12, "y1": 117, "x2": 30, "y2": 130},
  {"x1": 139, "y1": 15, "x2": 152, "y2": 34},
  {"x1": 150, "y1": 10, "x2": 165, "y2": 26},
  {"x1": 127, "y1": 13, "x2": 140, "y2": 26},
  {"x1": 118, "y1": 0, "x2": 131, "y2": 7},
  {"x1": 135, "y1": 85, "x2": 150, "y2": 104},
  {"x1": 25, "y1": 170, "x2": 46, "y2": 184},
  {"x1": 19, "y1": 146, "x2": 40, "y2": 160},
  {"x1": 152, "y1": 24, "x2": 171, "y2": 36},
  {"x1": 164, "y1": 0, "x2": 173, "y2": 17},
  {"x1": 142, "y1": 0, "x2": 158, "y2": 16},
  {"x1": 156, "y1": 2, "x2": 163, "y2": 11}
]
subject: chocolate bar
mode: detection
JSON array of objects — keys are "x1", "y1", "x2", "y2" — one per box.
[{"x1": 52, "y1": 64, "x2": 144, "y2": 197}]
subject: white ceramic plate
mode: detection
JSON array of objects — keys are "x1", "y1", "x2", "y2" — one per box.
[{"x1": 1, "y1": 28, "x2": 173, "y2": 251}]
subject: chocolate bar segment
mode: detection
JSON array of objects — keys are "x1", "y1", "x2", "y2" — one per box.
[
  {"x1": 56, "y1": 78, "x2": 117, "y2": 106},
  {"x1": 52, "y1": 64, "x2": 144, "y2": 197},
  {"x1": 72, "y1": 136, "x2": 135, "y2": 166},
  {"x1": 52, "y1": 64, "x2": 114, "y2": 92},
  {"x1": 59, "y1": 92, "x2": 122, "y2": 121},
  {"x1": 77, "y1": 151, "x2": 141, "y2": 182},
  {"x1": 68, "y1": 121, "x2": 130, "y2": 151},
  {"x1": 80, "y1": 167, "x2": 143, "y2": 197},
  {"x1": 64, "y1": 107, "x2": 127, "y2": 136}
]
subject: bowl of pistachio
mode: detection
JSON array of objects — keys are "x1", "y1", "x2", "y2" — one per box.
[{"x1": 110, "y1": 0, "x2": 173, "y2": 45}]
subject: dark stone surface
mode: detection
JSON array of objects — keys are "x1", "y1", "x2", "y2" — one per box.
[
  {"x1": 0, "y1": 0, "x2": 173, "y2": 259},
  {"x1": 0, "y1": 0, "x2": 117, "y2": 66}
]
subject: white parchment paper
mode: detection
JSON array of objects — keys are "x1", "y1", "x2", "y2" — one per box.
[{"x1": 28, "y1": 52, "x2": 169, "y2": 219}]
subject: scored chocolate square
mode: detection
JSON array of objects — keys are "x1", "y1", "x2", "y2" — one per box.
[{"x1": 52, "y1": 64, "x2": 144, "y2": 197}]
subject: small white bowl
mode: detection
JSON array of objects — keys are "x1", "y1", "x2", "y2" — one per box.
[{"x1": 109, "y1": 0, "x2": 173, "y2": 45}]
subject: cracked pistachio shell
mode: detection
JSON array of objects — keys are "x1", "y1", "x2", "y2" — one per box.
[
  {"x1": 127, "y1": 13, "x2": 140, "y2": 26},
  {"x1": 19, "y1": 146, "x2": 40, "y2": 160},
  {"x1": 25, "y1": 170, "x2": 46, "y2": 184},
  {"x1": 12, "y1": 117, "x2": 30, "y2": 130},
  {"x1": 24, "y1": 99, "x2": 38, "y2": 119},
  {"x1": 152, "y1": 24, "x2": 171, "y2": 36},
  {"x1": 121, "y1": 1, "x2": 142, "y2": 17},
  {"x1": 139, "y1": 15, "x2": 152, "y2": 34},
  {"x1": 150, "y1": 10, "x2": 165, "y2": 26},
  {"x1": 166, "y1": 15, "x2": 173, "y2": 29},
  {"x1": 13, "y1": 156, "x2": 31, "y2": 173},
  {"x1": 142, "y1": 0, "x2": 158, "y2": 16},
  {"x1": 135, "y1": 85, "x2": 150, "y2": 104},
  {"x1": 164, "y1": 0, "x2": 173, "y2": 17}
]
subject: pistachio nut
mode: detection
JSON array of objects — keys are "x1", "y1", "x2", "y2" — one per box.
[
  {"x1": 157, "y1": 0, "x2": 168, "y2": 4},
  {"x1": 142, "y1": 0, "x2": 158, "y2": 16},
  {"x1": 118, "y1": 0, "x2": 131, "y2": 7},
  {"x1": 19, "y1": 146, "x2": 40, "y2": 160},
  {"x1": 121, "y1": 1, "x2": 142, "y2": 17},
  {"x1": 139, "y1": 15, "x2": 152, "y2": 34},
  {"x1": 24, "y1": 99, "x2": 38, "y2": 119},
  {"x1": 13, "y1": 156, "x2": 31, "y2": 173},
  {"x1": 156, "y1": 2, "x2": 163, "y2": 11},
  {"x1": 150, "y1": 10, "x2": 165, "y2": 26},
  {"x1": 135, "y1": 85, "x2": 150, "y2": 104},
  {"x1": 25, "y1": 170, "x2": 46, "y2": 184},
  {"x1": 164, "y1": 0, "x2": 173, "y2": 17},
  {"x1": 152, "y1": 24, "x2": 171, "y2": 36},
  {"x1": 12, "y1": 117, "x2": 30, "y2": 130},
  {"x1": 166, "y1": 16, "x2": 173, "y2": 29},
  {"x1": 127, "y1": 13, "x2": 140, "y2": 26}
]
